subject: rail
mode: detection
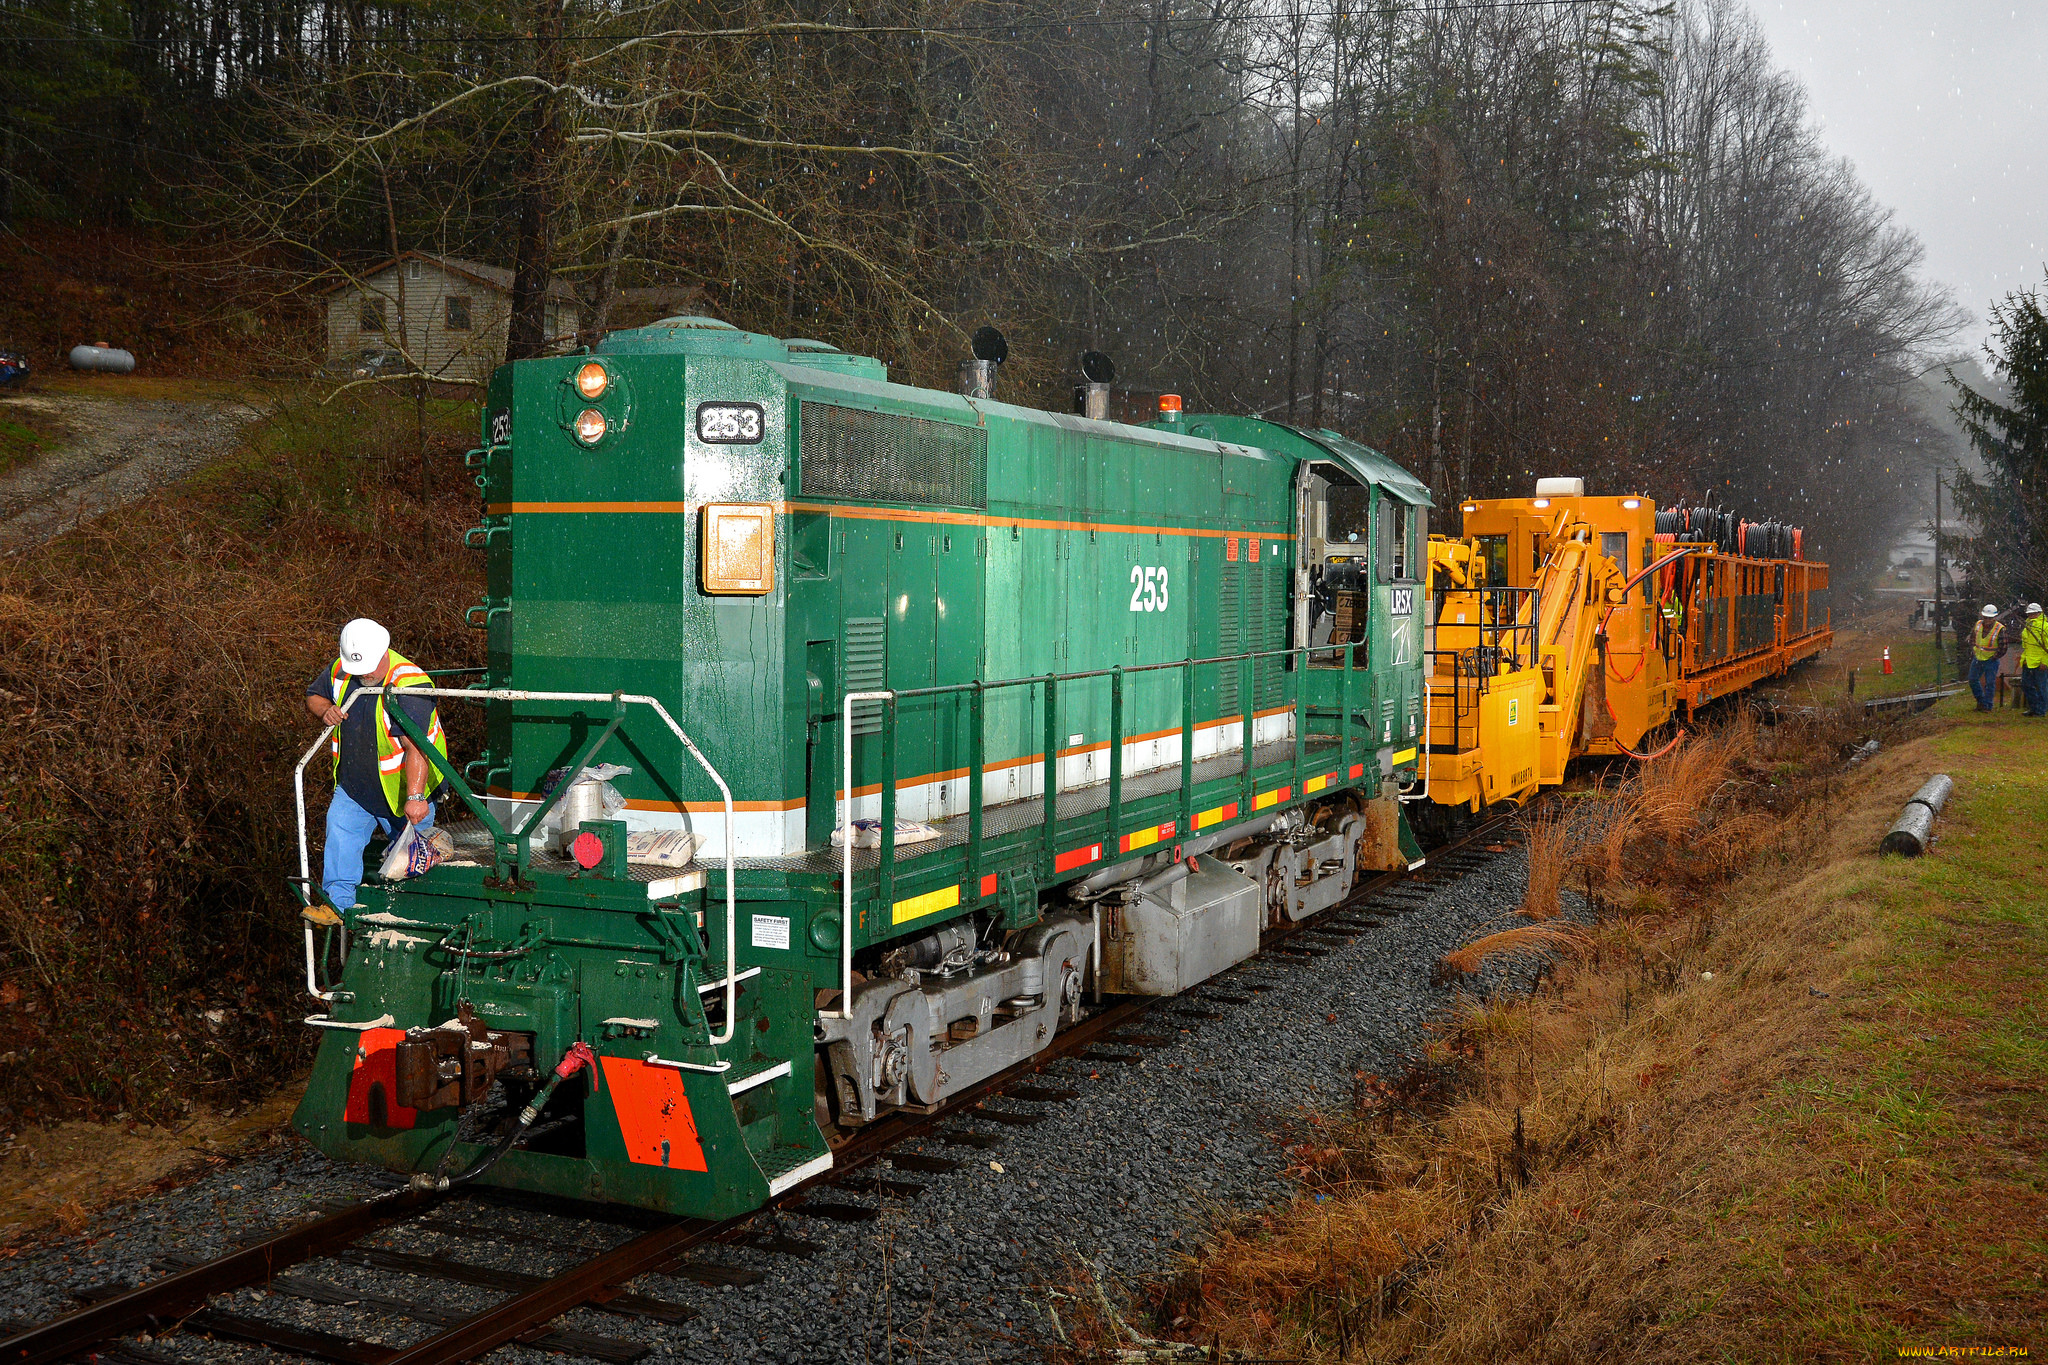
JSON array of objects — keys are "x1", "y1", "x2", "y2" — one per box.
[{"x1": 292, "y1": 686, "x2": 742, "y2": 1045}]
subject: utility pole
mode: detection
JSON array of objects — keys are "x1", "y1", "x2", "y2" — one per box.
[{"x1": 1933, "y1": 469, "x2": 1944, "y2": 682}]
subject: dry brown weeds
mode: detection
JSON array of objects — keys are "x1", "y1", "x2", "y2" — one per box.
[
  {"x1": 0, "y1": 391, "x2": 482, "y2": 1129},
  {"x1": 1089, "y1": 704, "x2": 1931, "y2": 1365}
]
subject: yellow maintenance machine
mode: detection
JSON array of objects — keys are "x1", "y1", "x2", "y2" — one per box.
[
  {"x1": 1417, "y1": 478, "x2": 1832, "y2": 814},
  {"x1": 1419, "y1": 481, "x2": 1664, "y2": 813}
]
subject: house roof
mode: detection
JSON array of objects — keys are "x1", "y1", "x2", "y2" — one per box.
[{"x1": 322, "y1": 251, "x2": 578, "y2": 302}]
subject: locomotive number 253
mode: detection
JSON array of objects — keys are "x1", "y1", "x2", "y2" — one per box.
[{"x1": 1128, "y1": 565, "x2": 1170, "y2": 612}]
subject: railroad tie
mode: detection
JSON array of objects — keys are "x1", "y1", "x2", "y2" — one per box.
[
  {"x1": 887, "y1": 1152, "x2": 968, "y2": 1173},
  {"x1": 936, "y1": 1128, "x2": 1005, "y2": 1149},
  {"x1": 786, "y1": 1200, "x2": 882, "y2": 1223},
  {"x1": 999, "y1": 1085, "x2": 1077, "y2": 1103},
  {"x1": 1105, "y1": 1033, "x2": 1173, "y2": 1049},
  {"x1": 332, "y1": 1247, "x2": 698, "y2": 1324},
  {"x1": 971, "y1": 1107, "x2": 1046, "y2": 1126},
  {"x1": 1078, "y1": 1048, "x2": 1144, "y2": 1065},
  {"x1": 267, "y1": 1272, "x2": 650, "y2": 1363},
  {"x1": 179, "y1": 1308, "x2": 392, "y2": 1365},
  {"x1": 712, "y1": 1227, "x2": 822, "y2": 1259},
  {"x1": 830, "y1": 1175, "x2": 929, "y2": 1198}
]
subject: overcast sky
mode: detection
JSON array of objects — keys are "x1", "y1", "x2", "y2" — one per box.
[{"x1": 1746, "y1": 0, "x2": 2045, "y2": 360}]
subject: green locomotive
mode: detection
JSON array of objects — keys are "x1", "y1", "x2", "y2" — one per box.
[{"x1": 291, "y1": 317, "x2": 1431, "y2": 1217}]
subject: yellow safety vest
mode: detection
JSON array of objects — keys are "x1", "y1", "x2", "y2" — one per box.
[
  {"x1": 2023, "y1": 618, "x2": 2048, "y2": 669},
  {"x1": 1973, "y1": 620, "x2": 2004, "y2": 662},
  {"x1": 328, "y1": 650, "x2": 448, "y2": 813}
]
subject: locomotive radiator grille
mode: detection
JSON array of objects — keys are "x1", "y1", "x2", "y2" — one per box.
[{"x1": 799, "y1": 401, "x2": 989, "y2": 509}]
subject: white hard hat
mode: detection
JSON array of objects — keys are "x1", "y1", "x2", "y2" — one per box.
[
  {"x1": 338, "y1": 618, "x2": 391, "y2": 675},
  {"x1": 1982, "y1": 603, "x2": 2000, "y2": 618},
  {"x1": 2030, "y1": 603, "x2": 2045, "y2": 616}
]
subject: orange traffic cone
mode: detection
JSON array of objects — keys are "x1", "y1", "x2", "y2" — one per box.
[{"x1": 1882, "y1": 646, "x2": 1893, "y2": 675}]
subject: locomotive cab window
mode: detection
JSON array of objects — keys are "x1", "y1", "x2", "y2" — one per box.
[{"x1": 1379, "y1": 498, "x2": 1424, "y2": 582}]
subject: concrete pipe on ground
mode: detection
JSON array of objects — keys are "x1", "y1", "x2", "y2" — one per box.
[{"x1": 1879, "y1": 773, "x2": 1953, "y2": 857}]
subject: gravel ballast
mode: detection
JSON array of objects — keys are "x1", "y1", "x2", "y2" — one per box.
[{"x1": 5, "y1": 848, "x2": 1567, "y2": 1364}]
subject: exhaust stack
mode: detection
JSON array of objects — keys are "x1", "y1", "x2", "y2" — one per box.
[
  {"x1": 1073, "y1": 350, "x2": 1116, "y2": 420},
  {"x1": 960, "y1": 326, "x2": 1008, "y2": 399}
]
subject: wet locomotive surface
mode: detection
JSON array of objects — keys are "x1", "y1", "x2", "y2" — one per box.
[{"x1": 5, "y1": 850, "x2": 1566, "y2": 1364}]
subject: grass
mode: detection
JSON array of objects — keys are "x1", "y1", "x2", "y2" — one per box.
[
  {"x1": 0, "y1": 399, "x2": 75, "y2": 475},
  {"x1": 1063, "y1": 685, "x2": 2044, "y2": 1362}
]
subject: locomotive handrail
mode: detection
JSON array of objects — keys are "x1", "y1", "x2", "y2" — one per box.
[
  {"x1": 294, "y1": 686, "x2": 741, "y2": 1045},
  {"x1": 834, "y1": 689, "x2": 895, "y2": 1020},
  {"x1": 829, "y1": 640, "x2": 1390, "y2": 1003}
]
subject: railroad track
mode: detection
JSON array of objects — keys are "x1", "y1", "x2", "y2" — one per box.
[{"x1": 3, "y1": 816, "x2": 1516, "y2": 1365}]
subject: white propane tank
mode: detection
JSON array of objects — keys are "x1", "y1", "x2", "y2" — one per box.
[
  {"x1": 69, "y1": 345, "x2": 136, "y2": 374},
  {"x1": 1534, "y1": 476, "x2": 1584, "y2": 497}
]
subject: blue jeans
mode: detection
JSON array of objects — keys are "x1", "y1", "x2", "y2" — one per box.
[
  {"x1": 1968, "y1": 656, "x2": 1999, "y2": 709},
  {"x1": 323, "y1": 785, "x2": 434, "y2": 909},
  {"x1": 2026, "y1": 665, "x2": 2048, "y2": 717}
]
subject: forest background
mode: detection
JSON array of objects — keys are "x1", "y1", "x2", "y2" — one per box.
[
  {"x1": 0, "y1": 0, "x2": 1998, "y2": 1137},
  {"x1": 1, "y1": 0, "x2": 1975, "y2": 570}
]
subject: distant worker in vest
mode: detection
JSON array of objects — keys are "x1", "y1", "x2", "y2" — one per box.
[
  {"x1": 304, "y1": 618, "x2": 450, "y2": 910},
  {"x1": 1968, "y1": 604, "x2": 2005, "y2": 712},
  {"x1": 2023, "y1": 603, "x2": 2048, "y2": 718}
]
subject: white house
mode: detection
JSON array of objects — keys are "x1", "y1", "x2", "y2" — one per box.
[{"x1": 322, "y1": 253, "x2": 580, "y2": 384}]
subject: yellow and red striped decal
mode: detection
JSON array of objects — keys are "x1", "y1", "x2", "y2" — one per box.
[
  {"x1": 979, "y1": 872, "x2": 998, "y2": 898},
  {"x1": 1303, "y1": 771, "x2": 1336, "y2": 794},
  {"x1": 1194, "y1": 801, "x2": 1239, "y2": 830},
  {"x1": 1252, "y1": 784, "x2": 1292, "y2": 811},
  {"x1": 1053, "y1": 843, "x2": 1104, "y2": 874},
  {"x1": 892, "y1": 883, "x2": 961, "y2": 925},
  {"x1": 1119, "y1": 821, "x2": 1176, "y2": 854},
  {"x1": 1348, "y1": 763, "x2": 1365, "y2": 779},
  {"x1": 489, "y1": 498, "x2": 1296, "y2": 544}
]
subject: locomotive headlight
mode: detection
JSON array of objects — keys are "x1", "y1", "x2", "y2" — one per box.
[
  {"x1": 1532, "y1": 497, "x2": 1551, "y2": 508},
  {"x1": 575, "y1": 362, "x2": 610, "y2": 400},
  {"x1": 574, "y1": 408, "x2": 608, "y2": 444},
  {"x1": 1623, "y1": 498, "x2": 1642, "y2": 509}
]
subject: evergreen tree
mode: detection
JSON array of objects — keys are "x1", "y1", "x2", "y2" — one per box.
[{"x1": 1949, "y1": 278, "x2": 2048, "y2": 605}]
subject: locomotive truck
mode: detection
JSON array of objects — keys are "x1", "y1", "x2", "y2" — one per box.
[{"x1": 292, "y1": 317, "x2": 1438, "y2": 1217}]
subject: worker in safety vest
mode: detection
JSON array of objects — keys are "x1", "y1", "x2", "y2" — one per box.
[
  {"x1": 1968, "y1": 604, "x2": 2005, "y2": 712},
  {"x1": 2022, "y1": 603, "x2": 2048, "y2": 718},
  {"x1": 303, "y1": 618, "x2": 449, "y2": 910}
]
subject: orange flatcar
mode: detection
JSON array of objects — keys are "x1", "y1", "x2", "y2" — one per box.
[{"x1": 1419, "y1": 480, "x2": 1831, "y2": 812}]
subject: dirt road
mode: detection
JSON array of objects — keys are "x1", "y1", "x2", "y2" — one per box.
[{"x1": 0, "y1": 391, "x2": 259, "y2": 553}]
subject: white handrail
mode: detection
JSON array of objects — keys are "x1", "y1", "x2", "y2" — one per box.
[
  {"x1": 836, "y1": 690, "x2": 896, "y2": 1020},
  {"x1": 293, "y1": 685, "x2": 740, "y2": 1045},
  {"x1": 1399, "y1": 662, "x2": 1432, "y2": 804}
]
